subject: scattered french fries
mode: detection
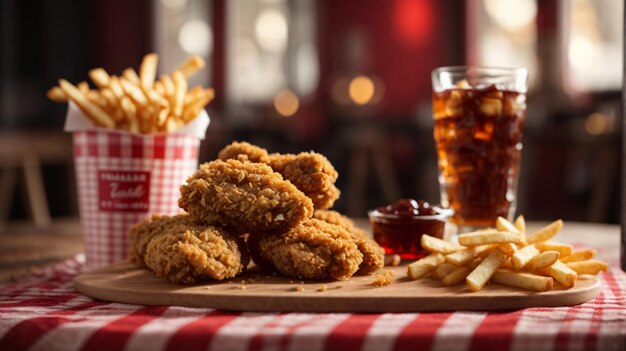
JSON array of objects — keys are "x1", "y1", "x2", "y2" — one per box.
[
  {"x1": 48, "y1": 53, "x2": 213, "y2": 134},
  {"x1": 566, "y1": 260, "x2": 608, "y2": 275},
  {"x1": 407, "y1": 253, "x2": 444, "y2": 280},
  {"x1": 406, "y1": 217, "x2": 608, "y2": 293},
  {"x1": 491, "y1": 270, "x2": 553, "y2": 292},
  {"x1": 458, "y1": 229, "x2": 522, "y2": 246},
  {"x1": 421, "y1": 234, "x2": 463, "y2": 254}
]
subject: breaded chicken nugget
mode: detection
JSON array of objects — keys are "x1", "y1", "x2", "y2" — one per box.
[
  {"x1": 268, "y1": 153, "x2": 340, "y2": 209},
  {"x1": 312, "y1": 209, "x2": 355, "y2": 230},
  {"x1": 129, "y1": 213, "x2": 195, "y2": 267},
  {"x1": 179, "y1": 159, "x2": 313, "y2": 233},
  {"x1": 218, "y1": 142, "x2": 341, "y2": 209},
  {"x1": 313, "y1": 210, "x2": 384, "y2": 274},
  {"x1": 248, "y1": 219, "x2": 363, "y2": 280},
  {"x1": 217, "y1": 141, "x2": 270, "y2": 163},
  {"x1": 145, "y1": 222, "x2": 249, "y2": 284}
]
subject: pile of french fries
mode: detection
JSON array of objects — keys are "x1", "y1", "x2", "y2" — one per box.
[
  {"x1": 407, "y1": 216, "x2": 609, "y2": 292},
  {"x1": 47, "y1": 53, "x2": 214, "y2": 134}
]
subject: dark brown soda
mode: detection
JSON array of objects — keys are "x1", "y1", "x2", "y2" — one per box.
[{"x1": 432, "y1": 85, "x2": 526, "y2": 227}]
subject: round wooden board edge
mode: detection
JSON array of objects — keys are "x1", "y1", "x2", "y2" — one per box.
[{"x1": 73, "y1": 264, "x2": 603, "y2": 313}]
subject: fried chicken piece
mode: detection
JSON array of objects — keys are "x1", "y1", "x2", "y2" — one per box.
[
  {"x1": 217, "y1": 141, "x2": 270, "y2": 163},
  {"x1": 312, "y1": 209, "x2": 355, "y2": 229},
  {"x1": 248, "y1": 218, "x2": 363, "y2": 280},
  {"x1": 128, "y1": 213, "x2": 195, "y2": 267},
  {"x1": 267, "y1": 153, "x2": 340, "y2": 210},
  {"x1": 313, "y1": 210, "x2": 385, "y2": 274},
  {"x1": 218, "y1": 142, "x2": 341, "y2": 209},
  {"x1": 179, "y1": 159, "x2": 313, "y2": 233},
  {"x1": 144, "y1": 222, "x2": 249, "y2": 284}
]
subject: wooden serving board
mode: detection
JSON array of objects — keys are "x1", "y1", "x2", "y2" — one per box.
[{"x1": 74, "y1": 261, "x2": 601, "y2": 313}]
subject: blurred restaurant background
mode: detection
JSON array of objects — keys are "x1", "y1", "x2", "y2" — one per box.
[{"x1": 0, "y1": 0, "x2": 622, "y2": 231}]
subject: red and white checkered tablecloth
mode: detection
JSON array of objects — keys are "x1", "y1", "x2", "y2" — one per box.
[{"x1": 1, "y1": 245, "x2": 625, "y2": 350}]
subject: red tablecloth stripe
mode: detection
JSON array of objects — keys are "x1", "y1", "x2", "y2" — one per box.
[
  {"x1": 80, "y1": 305, "x2": 169, "y2": 351},
  {"x1": 469, "y1": 310, "x2": 524, "y2": 351},
  {"x1": 0, "y1": 300, "x2": 103, "y2": 351},
  {"x1": 325, "y1": 314, "x2": 381, "y2": 351},
  {"x1": 165, "y1": 311, "x2": 241, "y2": 351},
  {"x1": 393, "y1": 313, "x2": 451, "y2": 351}
]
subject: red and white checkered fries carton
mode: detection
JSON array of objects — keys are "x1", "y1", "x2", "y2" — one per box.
[{"x1": 65, "y1": 102, "x2": 209, "y2": 268}]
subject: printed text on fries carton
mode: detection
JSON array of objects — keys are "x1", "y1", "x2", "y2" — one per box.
[{"x1": 98, "y1": 171, "x2": 150, "y2": 212}]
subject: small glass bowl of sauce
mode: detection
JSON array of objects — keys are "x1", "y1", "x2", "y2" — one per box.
[{"x1": 368, "y1": 199, "x2": 453, "y2": 260}]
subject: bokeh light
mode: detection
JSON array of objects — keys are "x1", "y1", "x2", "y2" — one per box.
[
  {"x1": 178, "y1": 20, "x2": 213, "y2": 56},
  {"x1": 274, "y1": 89, "x2": 300, "y2": 117},
  {"x1": 484, "y1": 0, "x2": 537, "y2": 31},
  {"x1": 585, "y1": 113, "x2": 607, "y2": 135},
  {"x1": 348, "y1": 75, "x2": 375, "y2": 105},
  {"x1": 161, "y1": 0, "x2": 188, "y2": 10},
  {"x1": 255, "y1": 9, "x2": 288, "y2": 53}
]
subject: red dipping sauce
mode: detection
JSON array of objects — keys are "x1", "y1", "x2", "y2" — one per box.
[{"x1": 368, "y1": 199, "x2": 453, "y2": 260}]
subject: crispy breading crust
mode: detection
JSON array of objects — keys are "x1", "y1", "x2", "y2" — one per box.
[
  {"x1": 313, "y1": 210, "x2": 385, "y2": 274},
  {"x1": 312, "y1": 210, "x2": 355, "y2": 229},
  {"x1": 128, "y1": 213, "x2": 194, "y2": 267},
  {"x1": 248, "y1": 219, "x2": 363, "y2": 280},
  {"x1": 144, "y1": 223, "x2": 249, "y2": 284},
  {"x1": 179, "y1": 159, "x2": 313, "y2": 233},
  {"x1": 218, "y1": 142, "x2": 340, "y2": 209},
  {"x1": 217, "y1": 141, "x2": 270, "y2": 163},
  {"x1": 268, "y1": 153, "x2": 340, "y2": 209}
]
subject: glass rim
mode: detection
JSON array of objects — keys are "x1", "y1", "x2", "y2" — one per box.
[
  {"x1": 432, "y1": 65, "x2": 528, "y2": 77},
  {"x1": 367, "y1": 208, "x2": 454, "y2": 221}
]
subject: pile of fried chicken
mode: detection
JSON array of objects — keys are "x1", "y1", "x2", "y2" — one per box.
[{"x1": 129, "y1": 142, "x2": 385, "y2": 284}]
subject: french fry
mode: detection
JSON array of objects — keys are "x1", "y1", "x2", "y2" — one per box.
[
  {"x1": 501, "y1": 257, "x2": 513, "y2": 269},
  {"x1": 421, "y1": 234, "x2": 463, "y2": 254},
  {"x1": 47, "y1": 86, "x2": 68, "y2": 102},
  {"x1": 560, "y1": 249, "x2": 596, "y2": 263},
  {"x1": 535, "y1": 241, "x2": 573, "y2": 257},
  {"x1": 120, "y1": 78, "x2": 149, "y2": 106},
  {"x1": 498, "y1": 242, "x2": 517, "y2": 256},
  {"x1": 58, "y1": 79, "x2": 115, "y2": 128},
  {"x1": 154, "y1": 81, "x2": 165, "y2": 96},
  {"x1": 100, "y1": 89, "x2": 118, "y2": 109},
  {"x1": 120, "y1": 96, "x2": 139, "y2": 133},
  {"x1": 445, "y1": 244, "x2": 493, "y2": 266},
  {"x1": 123, "y1": 68, "x2": 141, "y2": 85},
  {"x1": 514, "y1": 215, "x2": 526, "y2": 235},
  {"x1": 432, "y1": 262, "x2": 456, "y2": 280},
  {"x1": 185, "y1": 86, "x2": 204, "y2": 105},
  {"x1": 496, "y1": 217, "x2": 520, "y2": 235},
  {"x1": 566, "y1": 260, "x2": 608, "y2": 275},
  {"x1": 109, "y1": 76, "x2": 125, "y2": 99},
  {"x1": 176, "y1": 54, "x2": 205, "y2": 78},
  {"x1": 86, "y1": 90, "x2": 108, "y2": 109},
  {"x1": 160, "y1": 75, "x2": 175, "y2": 98},
  {"x1": 183, "y1": 88, "x2": 214, "y2": 121},
  {"x1": 466, "y1": 249, "x2": 507, "y2": 291},
  {"x1": 172, "y1": 70, "x2": 187, "y2": 118},
  {"x1": 441, "y1": 266, "x2": 472, "y2": 286},
  {"x1": 407, "y1": 253, "x2": 445, "y2": 280},
  {"x1": 78, "y1": 81, "x2": 89, "y2": 93},
  {"x1": 525, "y1": 250, "x2": 559, "y2": 270},
  {"x1": 511, "y1": 244, "x2": 540, "y2": 270},
  {"x1": 164, "y1": 116, "x2": 181, "y2": 132},
  {"x1": 526, "y1": 219, "x2": 563, "y2": 244},
  {"x1": 140, "y1": 53, "x2": 158, "y2": 90},
  {"x1": 458, "y1": 230, "x2": 522, "y2": 246},
  {"x1": 491, "y1": 270, "x2": 553, "y2": 292},
  {"x1": 540, "y1": 260, "x2": 577, "y2": 288},
  {"x1": 89, "y1": 68, "x2": 111, "y2": 89}
]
